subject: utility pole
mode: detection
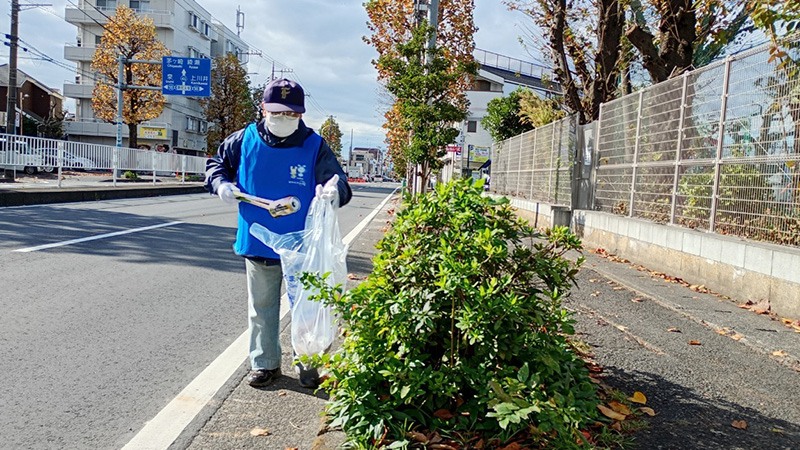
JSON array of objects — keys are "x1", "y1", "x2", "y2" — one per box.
[{"x1": 4, "y1": 0, "x2": 20, "y2": 180}]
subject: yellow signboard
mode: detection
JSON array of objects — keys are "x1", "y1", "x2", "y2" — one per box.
[
  {"x1": 469, "y1": 145, "x2": 490, "y2": 163},
  {"x1": 138, "y1": 126, "x2": 168, "y2": 139}
]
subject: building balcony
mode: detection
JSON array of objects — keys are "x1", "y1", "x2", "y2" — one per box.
[
  {"x1": 63, "y1": 81, "x2": 95, "y2": 99},
  {"x1": 65, "y1": 4, "x2": 173, "y2": 29},
  {"x1": 64, "y1": 44, "x2": 97, "y2": 62},
  {"x1": 64, "y1": 119, "x2": 171, "y2": 139}
]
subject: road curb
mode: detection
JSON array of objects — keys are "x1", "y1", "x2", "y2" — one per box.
[{"x1": 0, "y1": 184, "x2": 206, "y2": 207}]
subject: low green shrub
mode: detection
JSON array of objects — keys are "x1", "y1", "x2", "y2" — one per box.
[
  {"x1": 123, "y1": 171, "x2": 139, "y2": 180},
  {"x1": 312, "y1": 178, "x2": 599, "y2": 449}
]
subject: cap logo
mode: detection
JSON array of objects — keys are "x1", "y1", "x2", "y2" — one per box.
[{"x1": 281, "y1": 87, "x2": 291, "y2": 99}]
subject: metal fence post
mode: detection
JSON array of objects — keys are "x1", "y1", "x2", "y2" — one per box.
[
  {"x1": 57, "y1": 141, "x2": 63, "y2": 189},
  {"x1": 514, "y1": 135, "x2": 523, "y2": 197},
  {"x1": 181, "y1": 155, "x2": 186, "y2": 184},
  {"x1": 529, "y1": 129, "x2": 536, "y2": 200},
  {"x1": 592, "y1": 105, "x2": 603, "y2": 211},
  {"x1": 112, "y1": 147, "x2": 118, "y2": 187},
  {"x1": 709, "y1": 55, "x2": 733, "y2": 232},
  {"x1": 152, "y1": 151, "x2": 157, "y2": 185},
  {"x1": 628, "y1": 90, "x2": 645, "y2": 217},
  {"x1": 670, "y1": 73, "x2": 689, "y2": 224},
  {"x1": 553, "y1": 118, "x2": 565, "y2": 204},
  {"x1": 548, "y1": 122, "x2": 557, "y2": 202}
]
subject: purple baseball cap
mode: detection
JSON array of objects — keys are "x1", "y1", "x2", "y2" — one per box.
[{"x1": 262, "y1": 78, "x2": 305, "y2": 113}]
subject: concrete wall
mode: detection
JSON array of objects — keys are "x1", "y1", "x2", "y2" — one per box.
[
  {"x1": 487, "y1": 194, "x2": 571, "y2": 230},
  {"x1": 570, "y1": 210, "x2": 800, "y2": 319}
]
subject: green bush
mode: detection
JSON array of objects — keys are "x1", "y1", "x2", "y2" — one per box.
[
  {"x1": 314, "y1": 178, "x2": 599, "y2": 449},
  {"x1": 123, "y1": 171, "x2": 139, "y2": 180}
]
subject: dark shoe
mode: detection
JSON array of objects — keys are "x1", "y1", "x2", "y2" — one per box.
[
  {"x1": 247, "y1": 368, "x2": 281, "y2": 387},
  {"x1": 297, "y1": 365, "x2": 320, "y2": 389}
]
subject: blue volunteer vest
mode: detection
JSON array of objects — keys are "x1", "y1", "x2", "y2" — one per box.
[{"x1": 234, "y1": 124, "x2": 321, "y2": 259}]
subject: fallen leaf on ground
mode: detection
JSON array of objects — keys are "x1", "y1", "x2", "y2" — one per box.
[
  {"x1": 278, "y1": 391, "x2": 287, "y2": 396},
  {"x1": 689, "y1": 340, "x2": 702, "y2": 345},
  {"x1": 598, "y1": 404, "x2": 627, "y2": 420},
  {"x1": 589, "y1": 278, "x2": 601, "y2": 283},
  {"x1": 629, "y1": 391, "x2": 647, "y2": 404},
  {"x1": 639, "y1": 407, "x2": 657, "y2": 416},
  {"x1": 611, "y1": 422, "x2": 622, "y2": 431},
  {"x1": 590, "y1": 291, "x2": 601, "y2": 297},
  {"x1": 615, "y1": 325, "x2": 629, "y2": 332},
  {"x1": 433, "y1": 409, "x2": 454, "y2": 420},
  {"x1": 732, "y1": 420, "x2": 747, "y2": 429},
  {"x1": 771, "y1": 350, "x2": 788, "y2": 357},
  {"x1": 632, "y1": 298, "x2": 643, "y2": 303},
  {"x1": 609, "y1": 401, "x2": 631, "y2": 415},
  {"x1": 405, "y1": 432, "x2": 427, "y2": 443},
  {"x1": 781, "y1": 318, "x2": 793, "y2": 325},
  {"x1": 731, "y1": 333, "x2": 744, "y2": 341},
  {"x1": 613, "y1": 286, "x2": 625, "y2": 290},
  {"x1": 347, "y1": 273, "x2": 359, "y2": 280},
  {"x1": 667, "y1": 327, "x2": 681, "y2": 333},
  {"x1": 250, "y1": 428, "x2": 270, "y2": 436},
  {"x1": 771, "y1": 428, "x2": 786, "y2": 434},
  {"x1": 497, "y1": 443, "x2": 521, "y2": 450},
  {"x1": 430, "y1": 444, "x2": 457, "y2": 450}
]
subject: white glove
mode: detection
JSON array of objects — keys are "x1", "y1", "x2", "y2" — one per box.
[
  {"x1": 317, "y1": 175, "x2": 339, "y2": 208},
  {"x1": 217, "y1": 182, "x2": 237, "y2": 205}
]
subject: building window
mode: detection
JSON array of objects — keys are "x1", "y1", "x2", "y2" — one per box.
[
  {"x1": 186, "y1": 117, "x2": 201, "y2": 133},
  {"x1": 355, "y1": 154, "x2": 365, "y2": 161},
  {"x1": 470, "y1": 79, "x2": 491, "y2": 91},
  {"x1": 189, "y1": 12, "x2": 199, "y2": 30},
  {"x1": 97, "y1": 0, "x2": 116, "y2": 9},
  {"x1": 95, "y1": 35, "x2": 102, "y2": 46},
  {"x1": 130, "y1": 0, "x2": 150, "y2": 11},
  {"x1": 467, "y1": 120, "x2": 477, "y2": 133}
]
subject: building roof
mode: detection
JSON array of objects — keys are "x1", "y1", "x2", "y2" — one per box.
[
  {"x1": 0, "y1": 64, "x2": 66, "y2": 101},
  {"x1": 479, "y1": 65, "x2": 561, "y2": 95}
]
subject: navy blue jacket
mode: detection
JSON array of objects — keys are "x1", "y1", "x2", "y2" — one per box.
[{"x1": 205, "y1": 119, "x2": 352, "y2": 262}]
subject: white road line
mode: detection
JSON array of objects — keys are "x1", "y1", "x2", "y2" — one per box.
[
  {"x1": 13, "y1": 221, "x2": 184, "y2": 253},
  {"x1": 122, "y1": 188, "x2": 399, "y2": 450}
]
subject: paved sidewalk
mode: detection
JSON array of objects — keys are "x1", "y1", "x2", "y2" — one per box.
[
  {"x1": 176, "y1": 195, "x2": 398, "y2": 450},
  {"x1": 568, "y1": 248, "x2": 800, "y2": 449},
  {"x1": 179, "y1": 205, "x2": 799, "y2": 450}
]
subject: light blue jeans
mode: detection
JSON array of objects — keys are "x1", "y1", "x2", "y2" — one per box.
[{"x1": 245, "y1": 259, "x2": 283, "y2": 370}]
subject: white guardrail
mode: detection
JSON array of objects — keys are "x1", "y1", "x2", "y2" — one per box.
[{"x1": 0, "y1": 133, "x2": 207, "y2": 184}]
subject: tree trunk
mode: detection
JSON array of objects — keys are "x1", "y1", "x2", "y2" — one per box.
[
  {"x1": 128, "y1": 122, "x2": 138, "y2": 149},
  {"x1": 548, "y1": 0, "x2": 585, "y2": 124},
  {"x1": 589, "y1": 0, "x2": 625, "y2": 121}
]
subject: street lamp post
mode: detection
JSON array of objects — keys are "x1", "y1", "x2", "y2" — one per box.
[{"x1": 18, "y1": 93, "x2": 29, "y2": 135}]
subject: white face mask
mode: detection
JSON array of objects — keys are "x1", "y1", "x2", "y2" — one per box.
[{"x1": 266, "y1": 113, "x2": 300, "y2": 138}]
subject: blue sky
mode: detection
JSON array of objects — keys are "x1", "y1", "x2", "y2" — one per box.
[{"x1": 1, "y1": 0, "x2": 540, "y2": 153}]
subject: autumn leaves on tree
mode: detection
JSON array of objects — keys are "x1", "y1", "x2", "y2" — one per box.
[
  {"x1": 365, "y1": 0, "x2": 477, "y2": 187},
  {"x1": 91, "y1": 6, "x2": 169, "y2": 149},
  {"x1": 201, "y1": 53, "x2": 255, "y2": 153}
]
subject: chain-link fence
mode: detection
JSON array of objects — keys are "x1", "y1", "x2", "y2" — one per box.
[
  {"x1": 594, "y1": 37, "x2": 800, "y2": 247},
  {"x1": 490, "y1": 115, "x2": 577, "y2": 207}
]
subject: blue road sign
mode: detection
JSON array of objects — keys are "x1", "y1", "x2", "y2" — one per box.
[{"x1": 162, "y1": 57, "x2": 211, "y2": 97}]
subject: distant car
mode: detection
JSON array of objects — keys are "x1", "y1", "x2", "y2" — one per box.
[
  {"x1": 37, "y1": 148, "x2": 96, "y2": 172},
  {"x1": 381, "y1": 176, "x2": 397, "y2": 182},
  {"x1": 0, "y1": 138, "x2": 42, "y2": 175}
]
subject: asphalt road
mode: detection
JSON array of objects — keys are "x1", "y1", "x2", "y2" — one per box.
[{"x1": 0, "y1": 182, "x2": 396, "y2": 449}]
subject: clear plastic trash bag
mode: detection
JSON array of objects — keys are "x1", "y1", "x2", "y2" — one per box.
[{"x1": 249, "y1": 195, "x2": 347, "y2": 357}]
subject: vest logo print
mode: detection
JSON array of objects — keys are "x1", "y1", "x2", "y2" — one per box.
[{"x1": 289, "y1": 164, "x2": 307, "y2": 186}]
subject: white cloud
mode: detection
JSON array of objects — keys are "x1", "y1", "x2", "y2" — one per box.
[{"x1": 0, "y1": 0, "x2": 542, "y2": 153}]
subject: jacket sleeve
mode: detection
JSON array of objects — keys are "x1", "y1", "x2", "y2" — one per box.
[
  {"x1": 204, "y1": 129, "x2": 245, "y2": 195},
  {"x1": 315, "y1": 140, "x2": 352, "y2": 207}
]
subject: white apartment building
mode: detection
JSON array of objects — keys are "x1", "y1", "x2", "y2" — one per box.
[
  {"x1": 440, "y1": 49, "x2": 559, "y2": 183},
  {"x1": 63, "y1": 0, "x2": 248, "y2": 155}
]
